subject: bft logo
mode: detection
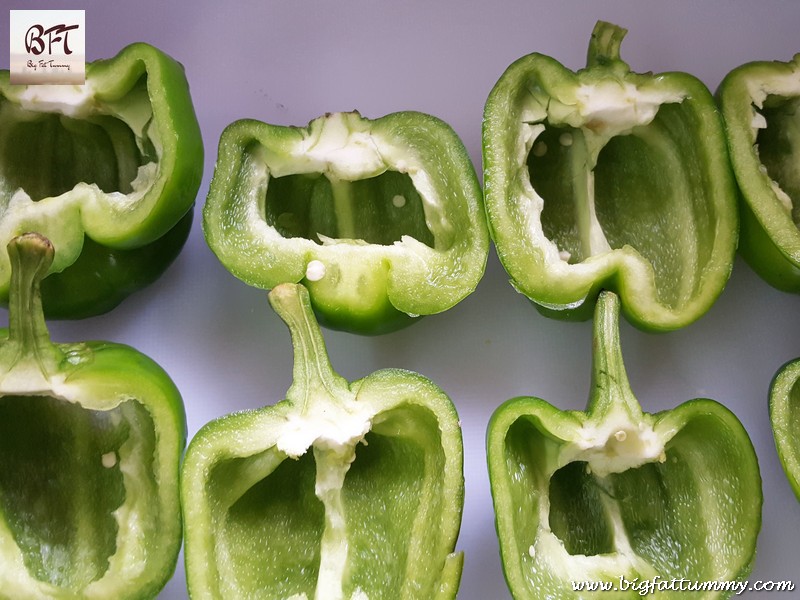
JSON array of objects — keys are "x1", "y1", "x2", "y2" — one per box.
[
  {"x1": 25, "y1": 23, "x2": 81, "y2": 56},
  {"x1": 10, "y1": 10, "x2": 86, "y2": 85}
]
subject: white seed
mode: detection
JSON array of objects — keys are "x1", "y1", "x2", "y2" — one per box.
[
  {"x1": 392, "y1": 194, "x2": 407, "y2": 208},
  {"x1": 102, "y1": 452, "x2": 117, "y2": 468},
  {"x1": 305, "y1": 260, "x2": 326, "y2": 282},
  {"x1": 614, "y1": 430, "x2": 627, "y2": 442},
  {"x1": 528, "y1": 544, "x2": 536, "y2": 558},
  {"x1": 558, "y1": 250, "x2": 571, "y2": 262},
  {"x1": 559, "y1": 132, "x2": 573, "y2": 147},
  {"x1": 532, "y1": 141, "x2": 547, "y2": 157}
]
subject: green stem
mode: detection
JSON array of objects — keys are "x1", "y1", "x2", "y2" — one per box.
[
  {"x1": 269, "y1": 283, "x2": 356, "y2": 598},
  {"x1": 586, "y1": 291, "x2": 643, "y2": 420},
  {"x1": 2, "y1": 233, "x2": 61, "y2": 375},
  {"x1": 268, "y1": 283, "x2": 348, "y2": 413},
  {"x1": 586, "y1": 21, "x2": 628, "y2": 69}
]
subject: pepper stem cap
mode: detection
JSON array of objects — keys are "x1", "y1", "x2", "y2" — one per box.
[
  {"x1": 586, "y1": 20, "x2": 629, "y2": 70},
  {"x1": 269, "y1": 282, "x2": 349, "y2": 412},
  {"x1": 1, "y1": 233, "x2": 62, "y2": 381},
  {"x1": 586, "y1": 290, "x2": 643, "y2": 420}
]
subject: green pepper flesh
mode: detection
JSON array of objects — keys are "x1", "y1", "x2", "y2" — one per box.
[
  {"x1": 0, "y1": 42, "x2": 203, "y2": 318},
  {"x1": 770, "y1": 358, "x2": 800, "y2": 501},
  {"x1": 182, "y1": 283, "x2": 464, "y2": 599},
  {"x1": 718, "y1": 55, "x2": 800, "y2": 291},
  {"x1": 39, "y1": 210, "x2": 192, "y2": 319},
  {"x1": 483, "y1": 21, "x2": 737, "y2": 331},
  {"x1": 204, "y1": 111, "x2": 488, "y2": 335},
  {"x1": 0, "y1": 233, "x2": 186, "y2": 599},
  {"x1": 487, "y1": 291, "x2": 761, "y2": 599}
]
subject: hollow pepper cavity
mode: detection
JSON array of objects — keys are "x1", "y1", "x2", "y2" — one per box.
[
  {"x1": 718, "y1": 54, "x2": 800, "y2": 291},
  {"x1": 486, "y1": 291, "x2": 761, "y2": 599},
  {"x1": 203, "y1": 110, "x2": 488, "y2": 335},
  {"x1": 0, "y1": 42, "x2": 203, "y2": 318},
  {"x1": 181, "y1": 282, "x2": 464, "y2": 598},
  {"x1": 482, "y1": 21, "x2": 738, "y2": 331},
  {"x1": 0, "y1": 233, "x2": 186, "y2": 599}
]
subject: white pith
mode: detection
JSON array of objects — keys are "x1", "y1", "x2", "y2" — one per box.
[
  {"x1": 562, "y1": 409, "x2": 666, "y2": 477},
  {"x1": 276, "y1": 394, "x2": 379, "y2": 600},
  {"x1": 16, "y1": 83, "x2": 97, "y2": 119}
]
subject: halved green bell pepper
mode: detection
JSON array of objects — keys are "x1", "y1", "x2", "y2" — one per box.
[
  {"x1": 0, "y1": 42, "x2": 203, "y2": 318},
  {"x1": 487, "y1": 291, "x2": 761, "y2": 599},
  {"x1": 718, "y1": 54, "x2": 800, "y2": 291},
  {"x1": 770, "y1": 357, "x2": 800, "y2": 501},
  {"x1": 482, "y1": 21, "x2": 738, "y2": 331},
  {"x1": 182, "y1": 282, "x2": 464, "y2": 599},
  {"x1": 203, "y1": 110, "x2": 488, "y2": 335},
  {"x1": 0, "y1": 233, "x2": 186, "y2": 599}
]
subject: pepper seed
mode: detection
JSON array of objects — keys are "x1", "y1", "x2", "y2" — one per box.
[{"x1": 305, "y1": 260, "x2": 326, "y2": 282}]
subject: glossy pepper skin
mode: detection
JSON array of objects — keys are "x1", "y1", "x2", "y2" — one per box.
[
  {"x1": 770, "y1": 358, "x2": 800, "y2": 501},
  {"x1": 0, "y1": 42, "x2": 203, "y2": 318},
  {"x1": 482, "y1": 21, "x2": 738, "y2": 331},
  {"x1": 203, "y1": 110, "x2": 488, "y2": 335},
  {"x1": 487, "y1": 291, "x2": 761, "y2": 599},
  {"x1": 182, "y1": 283, "x2": 464, "y2": 599},
  {"x1": 0, "y1": 234, "x2": 186, "y2": 599},
  {"x1": 718, "y1": 55, "x2": 800, "y2": 291}
]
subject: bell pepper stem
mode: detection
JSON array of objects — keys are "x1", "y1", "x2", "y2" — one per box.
[
  {"x1": 586, "y1": 290, "x2": 643, "y2": 420},
  {"x1": 269, "y1": 283, "x2": 365, "y2": 599},
  {"x1": 2, "y1": 233, "x2": 61, "y2": 375},
  {"x1": 586, "y1": 20, "x2": 628, "y2": 69},
  {"x1": 268, "y1": 282, "x2": 348, "y2": 412}
]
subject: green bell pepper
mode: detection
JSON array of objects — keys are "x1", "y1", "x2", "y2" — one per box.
[
  {"x1": 181, "y1": 282, "x2": 464, "y2": 599},
  {"x1": 203, "y1": 110, "x2": 488, "y2": 335},
  {"x1": 36, "y1": 210, "x2": 193, "y2": 319},
  {"x1": 487, "y1": 291, "x2": 761, "y2": 599},
  {"x1": 718, "y1": 54, "x2": 800, "y2": 292},
  {"x1": 0, "y1": 233, "x2": 186, "y2": 598},
  {"x1": 0, "y1": 42, "x2": 203, "y2": 318},
  {"x1": 770, "y1": 357, "x2": 800, "y2": 501},
  {"x1": 482, "y1": 21, "x2": 738, "y2": 331}
]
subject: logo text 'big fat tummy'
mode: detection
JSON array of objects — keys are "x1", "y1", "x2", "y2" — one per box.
[{"x1": 10, "y1": 10, "x2": 85, "y2": 84}]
